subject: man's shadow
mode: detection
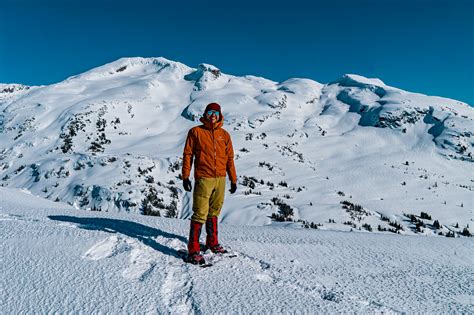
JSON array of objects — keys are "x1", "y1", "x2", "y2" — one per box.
[{"x1": 48, "y1": 215, "x2": 188, "y2": 259}]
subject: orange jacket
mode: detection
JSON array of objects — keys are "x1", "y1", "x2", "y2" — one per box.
[{"x1": 182, "y1": 115, "x2": 237, "y2": 183}]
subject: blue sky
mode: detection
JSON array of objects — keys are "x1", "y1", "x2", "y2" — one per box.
[{"x1": 1, "y1": 0, "x2": 473, "y2": 104}]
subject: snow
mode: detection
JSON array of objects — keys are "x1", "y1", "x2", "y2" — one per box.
[
  {"x1": 0, "y1": 56, "x2": 472, "y2": 235},
  {"x1": 1, "y1": 187, "x2": 473, "y2": 313}
]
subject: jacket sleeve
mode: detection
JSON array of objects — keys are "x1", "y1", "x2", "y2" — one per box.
[
  {"x1": 225, "y1": 133, "x2": 237, "y2": 183},
  {"x1": 182, "y1": 129, "x2": 195, "y2": 180}
]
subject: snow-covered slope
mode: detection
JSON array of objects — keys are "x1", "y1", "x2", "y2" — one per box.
[
  {"x1": 1, "y1": 187, "x2": 472, "y2": 313},
  {"x1": 0, "y1": 57, "x2": 472, "y2": 237}
]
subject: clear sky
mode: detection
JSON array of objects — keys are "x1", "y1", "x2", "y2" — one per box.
[{"x1": 1, "y1": 0, "x2": 473, "y2": 105}]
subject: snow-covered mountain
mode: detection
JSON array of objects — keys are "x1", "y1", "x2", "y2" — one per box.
[{"x1": 0, "y1": 57, "x2": 472, "y2": 237}]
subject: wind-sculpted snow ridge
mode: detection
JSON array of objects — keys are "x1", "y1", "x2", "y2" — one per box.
[
  {"x1": 324, "y1": 74, "x2": 473, "y2": 161},
  {"x1": 1, "y1": 187, "x2": 473, "y2": 313},
  {"x1": 0, "y1": 57, "x2": 472, "y2": 237}
]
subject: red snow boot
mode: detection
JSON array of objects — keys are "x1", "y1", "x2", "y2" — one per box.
[
  {"x1": 209, "y1": 244, "x2": 228, "y2": 254},
  {"x1": 187, "y1": 252, "x2": 205, "y2": 265},
  {"x1": 188, "y1": 220, "x2": 203, "y2": 257},
  {"x1": 205, "y1": 217, "x2": 228, "y2": 254}
]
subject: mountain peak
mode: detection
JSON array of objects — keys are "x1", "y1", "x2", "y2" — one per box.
[
  {"x1": 332, "y1": 74, "x2": 386, "y2": 88},
  {"x1": 67, "y1": 57, "x2": 192, "y2": 81},
  {"x1": 184, "y1": 63, "x2": 225, "y2": 91}
]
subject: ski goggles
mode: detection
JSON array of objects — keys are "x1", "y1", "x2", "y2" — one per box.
[{"x1": 206, "y1": 110, "x2": 220, "y2": 116}]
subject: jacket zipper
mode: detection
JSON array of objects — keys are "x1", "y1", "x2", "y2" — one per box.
[{"x1": 212, "y1": 128, "x2": 217, "y2": 177}]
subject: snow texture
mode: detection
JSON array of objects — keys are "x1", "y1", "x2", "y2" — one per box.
[{"x1": 1, "y1": 187, "x2": 473, "y2": 313}]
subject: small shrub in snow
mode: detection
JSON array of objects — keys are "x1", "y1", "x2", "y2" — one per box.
[
  {"x1": 445, "y1": 231, "x2": 455, "y2": 238},
  {"x1": 141, "y1": 186, "x2": 164, "y2": 216},
  {"x1": 270, "y1": 197, "x2": 294, "y2": 221},
  {"x1": 258, "y1": 161, "x2": 274, "y2": 171},
  {"x1": 15, "y1": 165, "x2": 26, "y2": 174},
  {"x1": 138, "y1": 167, "x2": 148, "y2": 176},
  {"x1": 415, "y1": 222, "x2": 424, "y2": 233},
  {"x1": 420, "y1": 212, "x2": 431, "y2": 220},
  {"x1": 388, "y1": 220, "x2": 404, "y2": 231},
  {"x1": 142, "y1": 199, "x2": 159, "y2": 216},
  {"x1": 461, "y1": 228, "x2": 471, "y2": 237},
  {"x1": 341, "y1": 200, "x2": 362, "y2": 212},
  {"x1": 242, "y1": 176, "x2": 258, "y2": 189},
  {"x1": 362, "y1": 223, "x2": 372, "y2": 232},
  {"x1": 168, "y1": 186, "x2": 179, "y2": 199},
  {"x1": 341, "y1": 200, "x2": 370, "y2": 222},
  {"x1": 343, "y1": 221, "x2": 356, "y2": 228},
  {"x1": 165, "y1": 200, "x2": 178, "y2": 218},
  {"x1": 300, "y1": 220, "x2": 322, "y2": 229},
  {"x1": 168, "y1": 160, "x2": 181, "y2": 172},
  {"x1": 31, "y1": 164, "x2": 40, "y2": 182},
  {"x1": 270, "y1": 213, "x2": 292, "y2": 222}
]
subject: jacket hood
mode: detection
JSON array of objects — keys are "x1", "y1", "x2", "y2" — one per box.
[{"x1": 199, "y1": 113, "x2": 224, "y2": 130}]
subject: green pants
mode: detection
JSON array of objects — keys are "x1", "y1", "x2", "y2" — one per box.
[{"x1": 192, "y1": 177, "x2": 226, "y2": 224}]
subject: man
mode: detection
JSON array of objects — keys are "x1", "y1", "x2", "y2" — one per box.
[{"x1": 182, "y1": 102, "x2": 237, "y2": 264}]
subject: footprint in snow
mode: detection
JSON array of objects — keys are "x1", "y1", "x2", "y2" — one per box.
[
  {"x1": 122, "y1": 245, "x2": 159, "y2": 281},
  {"x1": 84, "y1": 235, "x2": 173, "y2": 281},
  {"x1": 83, "y1": 235, "x2": 131, "y2": 260}
]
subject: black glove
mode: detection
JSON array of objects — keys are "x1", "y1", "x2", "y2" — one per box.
[
  {"x1": 183, "y1": 178, "x2": 192, "y2": 192},
  {"x1": 229, "y1": 182, "x2": 237, "y2": 194}
]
